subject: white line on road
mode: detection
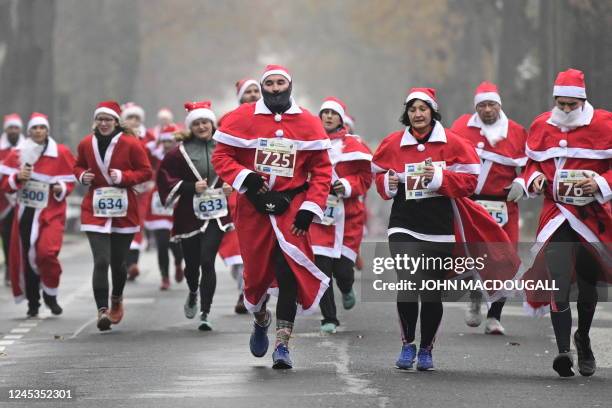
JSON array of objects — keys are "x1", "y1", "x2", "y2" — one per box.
[
  {"x1": 3, "y1": 335, "x2": 23, "y2": 340},
  {"x1": 10, "y1": 328, "x2": 30, "y2": 334},
  {"x1": 0, "y1": 340, "x2": 15, "y2": 346}
]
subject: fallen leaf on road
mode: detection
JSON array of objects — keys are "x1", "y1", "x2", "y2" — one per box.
[{"x1": 506, "y1": 341, "x2": 520, "y2": 346}]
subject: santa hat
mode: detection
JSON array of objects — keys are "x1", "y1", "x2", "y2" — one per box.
[
  {"x1": 345, "y1": 114, "x2": 355, "y2": 131},
  {"x1": 3, "y1": 113, "x2": 23, "y2": 130},
  {"x1": 474, "y1": 81, "x2": 502, "y2": 107},
  {"x1": 159, "y1": 124, "x2": 178, "y2": 142},
  {"x1": 157, "y1": 108, "x2": 173, "y2": 121},
  {"x1": 319, "y1": 96, "x2": 348, "y2": 124},
  {"x1": 94, "y1": 100, "x2": 122, "y2": 121},
  {"x1": 236, "y1": 78, "x2": 260, "y2": 103},
  {"x1": 184, "y1": 101, "x2": 216, "y2": 129},
  {"x1": 553, "y1": 68, "x2": 587, "y2": 99},
  {"x1": 260, "y1": 64, "x2": 292, "y2": 84},
  {"x1": 405, "y1": 87, "x2": 438, "y2": 111},
  {"x1": 121, "y1": 102, "x2": 145, "y2": 121},
  {"x1": 27, "y1": 112, "x2": 50, "y2": 131}
]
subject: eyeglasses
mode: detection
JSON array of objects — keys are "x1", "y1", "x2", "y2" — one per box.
[{"x1": 95, "y1": 117, "x2": 116, "y2": 123}]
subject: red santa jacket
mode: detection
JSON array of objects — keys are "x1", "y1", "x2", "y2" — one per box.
[
  {"x1": 74, "y1": 132, "x2": 153, "y2": 234},
  {"x1": 516, "y1": 108, "x2": 612, "y2": 313},
  {"x1": 0, "y1": 137, "x2": 75, "y2": 300},
  {"x1": 310, "y1": 127, "x2": 372, "y2": 261},
  {"x1": 0, "y1": 133, "x2": 25, "y2": 219},
  {"x1": 372, "y1": 122, "x2": 520, "y2": 299},
  {"x1": 211, "y1": 98, "x2": 332, "y2": 314}
]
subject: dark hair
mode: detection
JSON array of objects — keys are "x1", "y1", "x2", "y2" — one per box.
[{"x1": 399, "y1": 99, "x2": 442, "y2": 127}]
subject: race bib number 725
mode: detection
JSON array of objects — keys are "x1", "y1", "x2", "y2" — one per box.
[{"x1": 254, "y1": 138, "x2": 297, "y2": 178}]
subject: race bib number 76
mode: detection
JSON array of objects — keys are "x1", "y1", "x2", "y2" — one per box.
[{"x1": 404, "y1": 160, "x2": 446, "y2": 200}]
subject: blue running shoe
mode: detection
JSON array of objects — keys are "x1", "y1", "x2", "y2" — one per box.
[
  {"x1": 272, "y1": 344, "x2": 293, "y2": 369},
  {"x1": 395, "y1": 343, "x2": 417, "y2": 370},
  {"x1": 417, "y1": 347, "x2": 434, "y2": 371},
  {"x1": 249, "y1": 311, "x2": 271, "y2": 357}
]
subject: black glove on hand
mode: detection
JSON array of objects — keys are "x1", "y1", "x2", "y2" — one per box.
[
  {"x1": 244, "y1": 173, "x2": 265, "y2": 193},
  {"x1": 293, "y1": 209, "x2": 315, "y2": 231}
]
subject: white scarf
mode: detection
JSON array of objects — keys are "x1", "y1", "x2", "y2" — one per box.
[
  {"x1": 19, "y1": 138, "x2": 45, "y2": 165},
  {"x1": 548, "y1": 101, "x2": 594, "y2": 133},
  {"x1": 468, "y1": 110, "x2": 509, "y2": 147}
]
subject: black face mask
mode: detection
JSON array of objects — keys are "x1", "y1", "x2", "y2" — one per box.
[{"x1": 262, "y1": 83, "x2": 293, "y2": 114}]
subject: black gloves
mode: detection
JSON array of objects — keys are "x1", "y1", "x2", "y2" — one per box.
[
  {"x1": 244, "y1": 173, "x2": 265, "y2": 193},
  {"x1": 293, "y1": 209, "x2": 315, "y2": 231}
]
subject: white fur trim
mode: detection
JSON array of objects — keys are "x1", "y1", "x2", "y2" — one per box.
[
  {"x1": 474, "y1": 159, "x2": 493, "y2": 195},
  {"x1": 260, "y1": 69, "x2": 292, "y2": 83},
  {"x1": 400, "y1": 121, "x2": 446, "y2": 146},
  {"x1": 237, "y1": 80, "x2": 259, "y2": 103},
  {"x1": 593, "y1": 174, "x2": 611, "y2": 203},
  {"x1": 94, "y1": 107, "x2": 120, "y2": 121},
  {"x1": 111, "y1": 169, "x2": 122, "y2": 185},
  {"x1": 213, "y1": 129, "x2": 331, "y2": 150},
  {"x1": 185, "y1": 108, "x2": 216, "y2": 129},
  {"x1": 447, "y1": 163, "x2": 481, "y2": 174},
  {"x1": 121, "y1": 105, "x2": 145, "y2": 121},
  {"x1": 405, "y1": 91, "x2": 438, "y2": 111},
  {"x1": 553, "y1": 85, "x2": 586, "y2": 99},
  {"x1": 8, "y1": 173, "x2": 19, "y2": 190},
  {"x1": 27, "y1": 116, "x2": 49, "y2": 131},
  {"x1": 319, "y1": 100, "x2": 346, "y2": 123},
  {"x1": 526, "y1": 145, "x2": 611, "y2": 161},
  {"x1": 53, "y1": 180, "x2": 68, "y2": 202},
  {"x1": 384, "y1": 170, "x2": 398, "y2": 198},
  {"x1": 165, "y1": 180, "x2": 183, "y2": 205},
  {"x1": 4, "y1": 118, "x2": 23, "y2": 130},
  {"x1": 232, "y1": 168, "x2": 254, "y2": 193},
  {"x1": 426, "y1": 164, "x2": 443, "y2": 191},
  {"x1": 144, "y1": 219, "x2": 173, "y2": 230},
  {"x1": 341, "y1": 245, "x2": 358, "y2": 263},
  {"x1": 332, "y1": 151, "x2": 373, "y2": 164},
  {"x1": 387, "y1": 227, "x2": 455, "y2": 243},
  {"x1": 474, "y1": 92, "x2": 501, "y2": 107},
  {"x1": 337, "y1": 178, "x2": 352, "y2": 198},
  {"x1": 478, "y1": 149, "x2": 527, "y2": 167},
  {"x1": 221, "y1": 254, "x2": 243, "y2": 267},
  {"x1": 299, "y1": 200, "x2": 325, "y2": 223}
]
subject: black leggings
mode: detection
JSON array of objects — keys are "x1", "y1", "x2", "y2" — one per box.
[
  {"x1": 389, "y1": 233, "x2": 452, "y2": 349},
  {"x1": 86, "y1": 232, "x2": 134, "y2": 310},
  {"x1": 2, "y1": 209, "x2": 14, "y2": 278},
  {"x1": 545, "y1": 222, "x2": 600, "y2": 353},
  {"x1": 180, "y1": 222, "x2": 224, "y2": 314},
  {"x1": 154, "y1": 229, "x2": 183, "y2": 278},
  {"x1": 316, "y1": 255, "x2": 355, "y2": 325},
  {"x1": 19, "y1": 208, "x2": 40, "y2": 309},
  {"x1": 258, "y1": 244, "x2": 299, "y2": 323}
]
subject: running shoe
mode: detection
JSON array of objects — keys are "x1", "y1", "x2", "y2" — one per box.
[
  {"x1": 109, "y1": 296, "x2": 124, "y2": 324},
  {"x1": 484, "y1": 317, "x2": 505, "y2": 335},
  {"x1": 465, "y1": 299, "x2": 482, "y2": 327},
  {"x1": 552, "y1": 352, "x2": 575, "y2": 377},
  {"x1": 395, "y1": 343, "x2": 417, "y2": 370},
  {"x1": 272, "y1": 344, "x2": 293, "y2": 369},
  {"x1": 160, "y1": 277, "x2": 170, "y2": 291},
  {"x1": 198, "y1": 312, "x2": 212, "y2": 331},
  {"x1": 574, "y1": 331, "x2": 596, "y2": 376},
  {"x1": 175, "y1": 263, "x2": 184, "y2": 283},
  {"x1": 249, "y1": 310, "x2": 271, "y2": 357},
  {"x1": 320, "y1": 322, "x2": 337, "y2": 334},
  {"x1": 417, "y1": 347, "x2": 434, "y2": 371},
  {"x1": 43, "y1": 293, "x2": 63, "y2": 315},
  {"x1": 97, "y1": 308, "x2": 112, "y2": 331},
  {"x1": 127, "y1": 264, "x2": 139, "y2": 281},
  {"x1": 26, "y1": 305, "x2": 39, "y2": 318},
  {"x1": 184, "y1": 292, "x2": 198, "y2": 319},
  {"x1": 342, "y1": 289, "x2": 356, "y2": 310},
  {"x1": 235, "y1": 293, "x2": 248, "y2": 314}
]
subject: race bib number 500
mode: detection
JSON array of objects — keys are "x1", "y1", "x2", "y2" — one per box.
[
  {"x1": 19, "y1": 180, "x2": 49, "y2": 209},
  {"x1": 555, "y1": 169, "x2": 596, "y2": 206},
  {"x1": 254, "y1": 138, "x2": 297, "y2": 178},
  {"x1": 93, "y1": 187, "x2": 128, "y2": 217},
  {"x1": 404, "y1": 161, "x2": 446, "y2": 200}
]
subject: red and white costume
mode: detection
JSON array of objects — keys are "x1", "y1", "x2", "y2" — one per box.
[
  {"x1": 309, "y1": 97, "x2": 373, "y2": 262},
  {"x1": 74, "y1": 102, "x2": 153, "y2": 234},
  {"x1": 0, "y1": 113, "x2": 76, "y2": 301},
  {"x1": 515, "y1": 70, "x2": 612, "y2": 313},
  {"x1": 0, "y1": 114, "x2": 26, "y2": 220},
  {"x1": 451, "y1": 82, "x2": 528, "y2": 242},
  {"x1": 211, "y1": 66, "x2": 332, "y2": 313}
]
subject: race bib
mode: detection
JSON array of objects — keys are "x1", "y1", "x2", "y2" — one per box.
[
  {"x1": 404, "y1": 160, "x2": 446, "y2": 200},
  {"x1": 151, "y1": 191, "x2": 174, "y2": 216},
  {"x1": 193, "y1": 188, "x2": 228, "y2": 220},
  {"x1": 315, "y1": 194, "x2": 340, "y2": 226},
  {"x1": 476, "y1": 200, "x2": 508, "y2": 227},
  {"x1": 93, "y1": 187, "x2": 128, "y2": 217},
  {"x1": 555, "y1": 169, "x2": 596, "y2": 206},
  {"x1": 18, "y1": 180, "x2": 49, "y2": 209},
  {"x1": 254, "y1": 138, "x2": 297, "y2": 178}
]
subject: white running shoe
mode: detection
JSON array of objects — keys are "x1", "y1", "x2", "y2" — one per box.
[
  {"x1": 484, "y1": 317, "x2": 505, "y2": 335},
  {"x1": 465, "y1": 299, "x2": 483, "y2": 327}
]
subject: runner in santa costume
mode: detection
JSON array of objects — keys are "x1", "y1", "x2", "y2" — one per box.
[
  {"x1": 309, "y1": 96, "x2": 372, "y2": 334},
  {"x1": 218, "y1": 78, "x2": 262, "y2": 314},
  {"x1": 144, "y1": 124, "x2": 184, "y2": 290},
  {"x1": 157, "y1": 101, "x2": 233, "y2": 331},
  {"x1": 372, "y1": 87, "x2": 519, "y2": 371},
  {"x1": 451, "y1": 81, "x2": 528, "y2": 335},
  {"x1": 121, "y1": 102, "x2": 156, "y2": 281},
  {"x1": 0, "y1": 113, "x2": 75, "y2": 317},
  {"x1": 74, "y1": 101, "x2": 153, "y2": 331},
  {"x1": 211, "y1": 65, "x2": 332, "y2": 369},
  {"x1": 515, "y1": 69, "x2": 611, "y2": 378},
  {"x1": 149, "y1": 107, "x2": 175, "y2": 142},
  {"x1": 0, "y1": 113, "x2": 26, "y2": 286}
]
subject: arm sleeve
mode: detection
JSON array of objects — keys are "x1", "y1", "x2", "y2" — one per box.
[
  {"x1": 210, "y1": 141, "x2": 254, "y2": 193},
  {"x1": 117, "y1": 141, "x2": 153, "y2": 187},
  {"x1": 299, "y1": 149, "x2": 332, "y2": 220}
]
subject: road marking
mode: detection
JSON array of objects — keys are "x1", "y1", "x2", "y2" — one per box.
[
  {"x1": 70, "y1": 318, "x2": 97, "y2": 339},
  {"x1": 0, "y1": 340, "x2": 15, "y2": 346},
  {"x1": 19, "y1": 322, "x2": 39, "y2": 327},
  {"x1": 3, "y1": 335, "x2": 23, "y2": 340},
  {"x1": 124, "y1": 297, "x2": 155, "y2": 305},
  {"x1": 10, "y1": 328, "x2": 30, "y2": 334}
]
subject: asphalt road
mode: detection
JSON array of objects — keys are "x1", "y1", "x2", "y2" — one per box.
[{"x1": 0, "y1": 237, "x2": 611, "y2": 408}]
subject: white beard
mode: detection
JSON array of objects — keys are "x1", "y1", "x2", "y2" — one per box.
[
  {"x1": 470, "y1": 111, "x2": 509, "y2": 147},
  {"x1": 19, "y1": 138, "x2": 45, "y2": 166},
  {"x1": 549, "y1": 101, "x2": 594, "y2": 132}
]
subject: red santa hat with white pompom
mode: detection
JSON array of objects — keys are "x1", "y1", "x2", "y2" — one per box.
[
  {"x1": 184, "y1": 101, "x2": 216, "y2": 129},
  {"x1": 405, "y1": 87, "x2": 438, "y2": 111},
  {"x1": 473, "y1": 81, "x2": 502, "y2": 108},
  {"x1": 553, "y1": 68, "x2": 587, "y2": 99}
]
